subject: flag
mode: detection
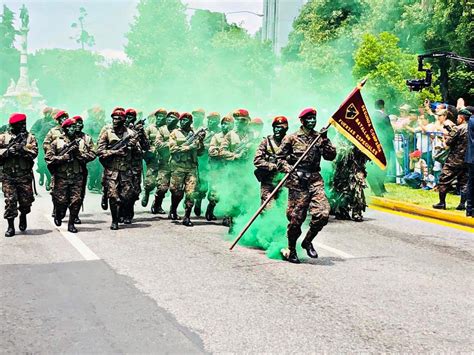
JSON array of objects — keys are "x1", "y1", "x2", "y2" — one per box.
[{"x1": 329, "y1": 80, "x2": 387, "y2": 169}]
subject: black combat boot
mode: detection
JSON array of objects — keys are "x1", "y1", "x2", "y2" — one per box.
[
  {"x1": 194, "y1": 199, "x2": 202, "y2": 217},
  {"x1": 141, "y1": 189, "x2": 151, "y2": 207},
  {"x1": 301, "y1": 237, "x2": 319, "y2": 259},
  {"x1": 287, "y1": 249, "x2": 301, "y2": 264},
  {"x1": 110, "y1": 203, "x2": 119, "y2": 230},
  {"x1": 151, "y1": 192, "x2": 166, "y2": 214},
  {"x1": 123, "y1": 205, "x2": 132, "y2": 224},
  {"x1": 101, "y1": 193, "x2": 108, "y2": 211},
  {"x1": 182, "y1": 207, "x2": 194, "y2": 227},
  {"x1": 285, "y1": 226, "x2": 301, "y2": 264},
  {"x1": 19, "y1": 213, "x2": 27, "y2": 231},
  {"x1": 205, "y1": 202, "x2": 217, "y2": 221},
  {"x1": 433, "y1": 192, "x2": 447, "y2": 210},
  {"x1": 168, "y1": 194, "x2": 181, "y2": 220},
  {"x1": 5, "y1": 218, "x2": 15, "y2": 237},
  {"x1": 68, "y1": 214, "x2": 78, "y2": 233},
  {"x1": 222, "y1": 216, "x2": 231, "y2": 227},
  {"x1": 455, "y1": 193, "x2": 467, "y2": 211},
  {"x1": 54, "y1": 208, "x2": 65, "y2": 227},
  {"x1": 74, "y1": 216, "x2": 82, "y2": 224}
]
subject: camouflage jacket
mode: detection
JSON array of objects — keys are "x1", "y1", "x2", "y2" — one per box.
[
  {"x1": 253, "y1": 135, "x2": 282, "y2": 172},
  {"x1": 0, "y1": 131, "x2": 38, "y2": 178},
  {"x1": 220, "y1": 129, "x2": 252, "y2": 161},
  {"x1": 97, "y1": 126, "x2": 141, "y2": 172},
  {"x1": 444, "y1": 122, "x2": 468, "y2": 166},
  {"x1": 155, "y1": 125, "x2": 171, "y2": 166},
  {"x1": 169, "y1": 128, "x2": 204, "y2": 171},
  {"x1": 43, "y1": 125, "x2": 63, "y2": 156}
]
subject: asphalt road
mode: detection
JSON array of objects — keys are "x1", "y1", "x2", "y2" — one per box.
[{"x1": 1, "y1": 186, "x2": 473, "y2": 353}]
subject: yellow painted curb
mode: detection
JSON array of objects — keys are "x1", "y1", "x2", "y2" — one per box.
[{"x1": 369, "y1": 196, "x2": 474, "y2": 229}]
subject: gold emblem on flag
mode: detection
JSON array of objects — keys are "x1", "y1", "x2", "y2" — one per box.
[{"x1": 345, "y1": 103, "x2": 359, "y2": 120}]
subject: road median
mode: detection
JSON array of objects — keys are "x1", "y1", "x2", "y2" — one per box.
[{"x1": 369, "y1": 196, "x2": 474, "y2": 229}]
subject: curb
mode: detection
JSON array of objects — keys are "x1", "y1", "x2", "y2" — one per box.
[{"x1": 369, "y1": 196, "x2": 474, "y2": 229}]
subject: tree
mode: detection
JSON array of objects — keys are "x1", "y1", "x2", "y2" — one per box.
[
  {"x1": 0, "y1": 5, "x2": 19, "y2": 95},
  {"x1": 71, "y1": 7, "x2": 95, "y2": 50}
]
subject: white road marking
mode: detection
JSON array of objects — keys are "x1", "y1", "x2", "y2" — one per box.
[
  {"x1": 45, "y1": 215, "x2": 100, "y2": 261},
  {"x1": 314, "y1": 242, "x2": 354, "y2": 259}
]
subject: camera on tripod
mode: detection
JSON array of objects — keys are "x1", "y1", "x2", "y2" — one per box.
[{"x1": 406, "y1": 55, "x2": 432, "y2": 92}]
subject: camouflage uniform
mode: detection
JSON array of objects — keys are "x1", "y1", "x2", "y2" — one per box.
[
  {"x1": 0, "y1": 131, "x2": 38, "y2": 219},
  {"x1": 143, "y1": 123, "x2": 159, "y2": 194},
  {"x1": 130, "y1": 123, "x2": 149, "y2": 206},
  {"x1": 208, "y1": 132, "x2": 227, "y2": 204},
  {"x1": 277, "y1": 127, "x2": 336, "y2": 252},
  {"x1": 43, "y1": 125, "x2": 63, "y2": 190},
  {"x1": 330, "y1": 139, "x2": 368, "y2": 221},
  {"x1": 437, "y1": 122, "x2": 468, "y2": 195},
  {"x1": 76, "y1": 131, "x2": 96, "y2": 205},
  {"x1": 169, "y1": 127, "x2": 204, "y2": 210},
  {"x1": 154, "y1": 125, "x2": 172, "y2": 199},
  {"x1": 84, "y1": 108, "x2": 105, "y2": 192},
  {"x1": 97, "y1": 126, "x2": 141, "y2": 223},
  {"x1": 253, "y1": 135, "x2": 283, "y2": 204},
  {"x1": 45, "y1": 133, "x2": 94, "y2": 223},
  {"x1": 30, "y1": 113, "x2": 56, "y2": 187}
]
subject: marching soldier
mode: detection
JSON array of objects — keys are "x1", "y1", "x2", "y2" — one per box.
[
  {"x1": 45, "y1": 118, "x2": 95, "y2": 233},
  {"x1": 207, "y1": 115, "x2": 233, "y2": 221},
  {"x1": 97, "y1": 108, "x2": 141, "y2": 230},
  {"x1": 433, "y1": 109, "x2": 470, "y2": 210},
  {"x1": 250, "y1": 117, "x2": 264, "y2": 142},
  {"x1": 0, "y1": 113, "x2": 38, "y2": 237},
  {"x1": 192, "y1": 108, "x2": 206, "y2": 129},
  {"x1": 194, "y1": 112, "x2": 221, "y2": 217},
  {"x1": 151, "y1": 111, "x2": 179, "y2": 215},
  {"x1": 276, "y1": 108, "x2": 337, "y2": 264},
  {"x1": 84, "y1": 106, "x2": 105, "y2": 192},
  {"x1": 168, "y1": 112, "x2": 206, "y2": 226},
  {"x1": 30, "y1": 107, "x2": 55, "y2": 189},
  {"x1": 253, "y1": 116, "x2": 288, "y2": 204},
  {"x1": 142, "y1": 108, "x2": 166, "y2": 207},
  {"x1": 73, "y1": 115, "x2": 96, "y2": 224},
  {"x1": 125, "y1": 108, "x2": 149, "y2": 222}
]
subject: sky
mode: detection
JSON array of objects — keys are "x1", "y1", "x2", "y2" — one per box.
[{"x1": 3, "y1": 0, "x2": 264, "y2": 60}]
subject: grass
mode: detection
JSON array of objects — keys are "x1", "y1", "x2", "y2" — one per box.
[{"x1": 368, "y1": 183, "x2": 463, "y2": 212}]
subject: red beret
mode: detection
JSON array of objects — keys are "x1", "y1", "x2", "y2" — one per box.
[
  {"x1": 221, "y1": 116, "x2": 234, "y2": 124},
  {"x1": 298, "y1": 107, "x2": 317, "y2": 119},
  {"x1": 125, "y1": 108, "x2": 137, "y2": 117},
  {"x1": 409, "y1": 150, "x2": 422, "y2": 158},
  {"x1": 167, "y1": 111, "x2": 179, "y2": 118},
  {"x1": 179, "y1": 112, "x2": 193, "y2": 121},
  {"x1": 111, "y1": 107, "x2": 126, "y2": 118},
  {"x1": 9, "y1": 113, "x2": 27, "y2": 124},
  {"x1": 272, "y1": 116, "x2": 288, "y2": 126},
  {"x1": 54, "y1": 110, "x2": 69, "y2": 121},
  {"x1": 233, "y1": 109, "x2": 250, "y2": 119},
  {"x1": 61, "y1": 118, "x2": 76, "y2": 128},
  {"x1": 72, "y1": 115, "x2": 83, "y2": 122},
  {"x1": 251, "y1": 118, "x2": 263, "y2": 125}
]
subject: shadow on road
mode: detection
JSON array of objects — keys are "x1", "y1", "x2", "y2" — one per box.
[{"x1": 22, "y1": 229, "x2": 52, "y2": 236}]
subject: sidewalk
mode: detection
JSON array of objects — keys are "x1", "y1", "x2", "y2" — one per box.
[{"x1": 369, "y1": 196, "x2": 474, "y2": 229}]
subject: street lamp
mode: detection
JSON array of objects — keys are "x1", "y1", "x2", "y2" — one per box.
[{"x1": 225, "y1": 11, "x2": 263, "y2": 17}]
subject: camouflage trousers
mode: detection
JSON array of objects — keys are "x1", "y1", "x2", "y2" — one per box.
[
  {"x1": 103, "y1": 169, "x2": 135, "y2": 206},
  {"x1": 286, "y1": 175, "x2": 330, "y2": 245},
  {"x1": 155, "y1": 165, "x2": 172, "y2": 196},
  {"x1": 144, "y1": 161, "x2": 159, "y2": 192},
  {"x1": 195, "y1": 169, "x2": 210, "y2": 201},
  {"x1": 332, "y1": 171, "x2": 367, "y2": 219},
  {"x1": 2, "y1": 175, "x2": 35, "y2": 219},
  {"x1": 131, "y1": 165, "x2": 143, "y2": 201},
  {"x1": 438, "y1": 162, "x2": 468, "y2": 194},
  {"x1": 170, "y1": 169, "x2": 197, "y2": 209},
  {"x1": 52, "y1": 174, "x2": 83, "y2": 218}
]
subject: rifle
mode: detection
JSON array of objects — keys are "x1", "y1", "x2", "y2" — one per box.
[
  {"x1": 47, "y1": 139, "x2": 80, "y2": 174},
  {"x1": 230, "y1": 124, "x2": 331, "y2": 250},
  {"x1": 185, "y1": 127, "x2": 207, "y2": 145},
  {"x1": 99, "y1": 132, "x2": 136, "y2": 166},
  {"x1": 2, "y1": 132, "x2": 27, "y2": 157}
]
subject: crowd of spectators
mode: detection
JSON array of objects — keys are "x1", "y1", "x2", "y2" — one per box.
[{"x1": 371, "y1": 98, "x2": 474, "y2": 217}]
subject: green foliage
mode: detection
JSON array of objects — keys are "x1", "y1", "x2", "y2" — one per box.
[
  {"x1": 0, "y1": 5, "x2": 16, "y2": 49},
  {"x1": 71, "y1": 7, "x2": 95, "y2": 50},
  {"x1": 0, "y1": 5, "x2": 19, "y2": 95}
]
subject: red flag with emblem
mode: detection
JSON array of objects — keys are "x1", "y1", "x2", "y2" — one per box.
[{"x1": 328, "y1": 79, "x2": 387, "y2": 169}]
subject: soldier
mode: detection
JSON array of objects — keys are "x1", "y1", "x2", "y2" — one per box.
[
  {"x1": 30, "y1": 107, "x2": 55, "y2": 188},
  {"x1": 45, "y1": 118, "x2": 94, "y2": 233},
  {"x1": 73, "y1": 115, "x2": 96, "y2": 224},
  {"x1": 142, "y1": 108, "x2": 166, "y2": 207},
  {"x1": 194, "y1": 112, "x2": 221, "y2": 217},
  {"x1": 124, "y1": 108, "x2": 148, "y2": 222},
  {"x1": 206, "y1": 115, "x2": 233, "y2": 221},
  {"x1": 168, "y1": 112, "x2": 206, "y2": 226},
  {"x1": 97, "y1": 108, "x2": 141, "y2": 230},
  {"x1": 433, "y1": 109, "x2": 470, "y2": 210},
  {"x1": 84, "y1": 106, "x2": 105, "y2": 192},
  {"x1": 0, "y1": 113, "x2": 38, "y2": 237},
  {"x1": 192, "y1": 108, "x2": 206, "y2": 129},
  {"x1": 151, "y1": 110, "x2": 179, "y2": 215},
  {"x1": 250, "y1": 117, "x2": 264, "y2": 142},
  {"x1": 330, "y1": 137, "x2": 368, "y2": 222},
  {"x1": 276, "y1": 108, "x2": 337, "y2": 264},
  {"x1": 253, "y1": 116, "x2": 288, "y2": 204}
]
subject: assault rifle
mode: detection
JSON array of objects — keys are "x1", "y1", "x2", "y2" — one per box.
[
  {"x1": 3, "y1": 132, "x2": 27, "y2": 157},
  {"x1": 185, "y1": 127, "x2": 207, "y2": 145},
  {"x1": 99, "y1": 132, "x2": 136, "y2": 166},
  {"x1": 47, "y1": 139, "x2": 80, "y2": 174}
]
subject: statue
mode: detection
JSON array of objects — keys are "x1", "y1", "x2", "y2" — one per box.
[{"x1": 20, "y1": 5, "x2": 29, "y2": 29}]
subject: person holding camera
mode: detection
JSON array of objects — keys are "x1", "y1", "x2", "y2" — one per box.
[{"x1": 433, "y1": 109, "x2": 469, "y2": 210}]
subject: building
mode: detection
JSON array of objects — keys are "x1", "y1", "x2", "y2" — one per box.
[{"x1": 261, "y1": 0, "x2": 307, "y2": 54}]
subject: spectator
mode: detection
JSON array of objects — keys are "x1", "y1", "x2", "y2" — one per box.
[
  {"x1": 433, "y1": 109, "x2": 469, "y2": 210},
  {"x1": 404, "y1": 150, "x2": 433, "y2": 189},
  {"x1": 464, "y1": 106, "x2": 474, "y2": 217}
]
